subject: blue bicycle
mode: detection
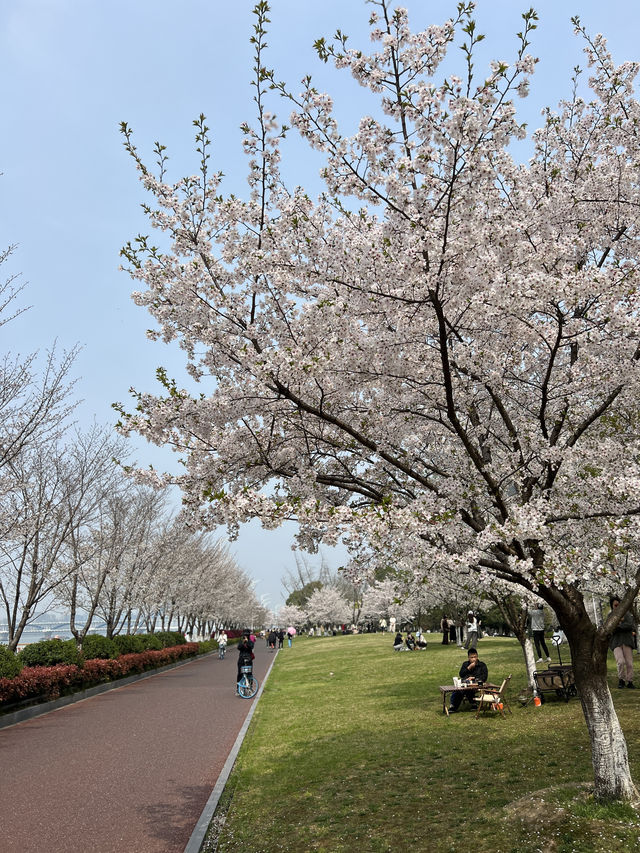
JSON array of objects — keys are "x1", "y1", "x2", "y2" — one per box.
[{"x1": 237, "y1": 663, "x2": 259, "y2": 698}]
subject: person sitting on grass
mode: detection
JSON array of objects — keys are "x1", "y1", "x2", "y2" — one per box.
[
  {"x1": 393, "y1": 631, "x2": 404, "y2": 650},
  {"x1": 405, "y1": 631, "x2": 417, "y2": 651},
  {"x1": 448, "y1": 648, "x2": 488, "y2": 714}
]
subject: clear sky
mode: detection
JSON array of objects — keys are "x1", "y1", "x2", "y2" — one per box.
[{"x1": 1, "y1": 0, "x2": 639, "y2": 609}]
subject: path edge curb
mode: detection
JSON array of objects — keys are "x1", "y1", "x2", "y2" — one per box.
[
  {"x1": 0, "y1": 651, "x2": 217, "y2": 730},
  {"x1": 184, "y1": 649, "x2": 280, "y2": 853}
]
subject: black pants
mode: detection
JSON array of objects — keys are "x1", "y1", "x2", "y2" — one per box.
[
  {"x1": 533, "y1": 631, "x2": 549, "y2": 659},
  {"x1": 449, "y1": 688, "x2": 477, "y2": 712}
]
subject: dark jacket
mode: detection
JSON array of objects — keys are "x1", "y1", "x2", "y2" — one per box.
[
  {"x1": 459, "y1": 658, "x2": 488, "y2": 684},
  {"x1": 238, "y1": 637, "x2": 254, "y2": 661},
  {"x1": 609, "y1": 610, "x2": 635, "y2": 651}
]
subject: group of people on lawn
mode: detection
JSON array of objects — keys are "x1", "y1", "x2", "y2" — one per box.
[
  {"x1": 439, "y1": 611, "x2": 482, "y2": 649},
  {"x1": 393, "y1": 629, "x2": 427, "y2": 651}
]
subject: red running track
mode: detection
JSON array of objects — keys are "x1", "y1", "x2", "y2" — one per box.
[{"x1": 0, "y1": 645, "x2": 274, "y2": 852}]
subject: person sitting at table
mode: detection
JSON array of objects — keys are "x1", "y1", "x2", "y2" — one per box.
[{"x1": 448, "y1": 647, "x2": 489, "y2": 714}]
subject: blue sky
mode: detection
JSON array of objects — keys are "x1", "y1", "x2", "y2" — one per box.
[{"x1": 1, "y1": 0, "x2": 639, "y2": 608}]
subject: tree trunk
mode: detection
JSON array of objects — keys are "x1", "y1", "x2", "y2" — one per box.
[
  {"x1": 564, "y1": 612, "x2": 638, "y2": 802},
  {"x1": 512, "y1": 630, "x2": 537, "y2": 691},
  {"x1": 522, "y1": 637, "x2": 537, "y2": 690},
  {"x1": 494, "y1": 596, "x2": 537, "y2": 692}
]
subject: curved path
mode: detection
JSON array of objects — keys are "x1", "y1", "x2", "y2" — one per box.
[{"x1": 0, "y1": 644, "x2": 274, "y2": 852}]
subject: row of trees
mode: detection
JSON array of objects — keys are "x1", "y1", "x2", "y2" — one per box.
[
  {"x1": 279, "y1": 560, "x2": 439, "y2": 630},
  {"x1": 0, "y1": 246, "x2": 266, "y2": 651},
  {"x1": 119, "y1": 1, "x2": 640, "y2": 800}
]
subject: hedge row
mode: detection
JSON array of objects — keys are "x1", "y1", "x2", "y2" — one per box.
[
  {"x1": 12, "y1": 631, "x2": 188, "y2": 672},
  {"x1": 0, "y1": 642, "x2": 201, "y2": 707}
]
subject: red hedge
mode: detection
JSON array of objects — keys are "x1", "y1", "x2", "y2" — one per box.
[{"x1": 0, "y1": 643, "x2": 201, "y2": 706}]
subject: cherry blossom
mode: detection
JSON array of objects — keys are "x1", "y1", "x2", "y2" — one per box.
[{"x1": 120, "y1": 1, "x2": 640, "y2": 800}]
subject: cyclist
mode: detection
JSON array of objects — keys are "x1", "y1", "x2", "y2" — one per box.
[
  {"x1": 236, "y1": 629, "x2": 255, "y2": 688},
  {"x1": 217, "y1": 629, "x2": 228, "y2": 659}
]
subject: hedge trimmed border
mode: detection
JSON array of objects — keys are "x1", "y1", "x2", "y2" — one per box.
[{"x1": 0, "y1": 650, "x2": 216, "y2": 730}]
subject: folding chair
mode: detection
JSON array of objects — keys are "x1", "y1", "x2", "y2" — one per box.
[{"x1": 475, "y1": 676, "x2": 512, "y2": 718}]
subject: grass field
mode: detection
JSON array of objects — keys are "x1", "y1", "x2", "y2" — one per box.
[{"x1": 206, "y1": 634, "x2": 640, "y2": 853}]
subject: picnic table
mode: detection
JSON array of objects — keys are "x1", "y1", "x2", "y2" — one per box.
[{"x1": 439, "y1": 682, "x2": 499, "y2": 716}]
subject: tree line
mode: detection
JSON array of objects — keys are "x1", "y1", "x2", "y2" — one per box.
[{"x1": 0, "y1": 245, "x2": 267, "y2": 652}]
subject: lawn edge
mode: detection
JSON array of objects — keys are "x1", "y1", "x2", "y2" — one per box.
[{"x1": 184, "y1": 649, "x2": 280, "y2": 853}]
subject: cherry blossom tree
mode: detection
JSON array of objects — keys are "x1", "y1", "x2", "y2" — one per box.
[
  {"x1": 56, "y1": 471, "x2": 160, "y2": 647},
  {"x1": 361, "y1": 578, "x2": 398, "y2": 623},
  {"x1": 304, "y1": 586, "x2": 351, "y2": 628},
  {"x1": 277, "y1": 603, "x2": 306, "y2": 627},
  {"x1": 94, "y1": 484, "x2": 166, "y2": 637},
  {"x1": 120, "y1": 1, "x2": 640, "y2": 800},
  {"x1": 0, "y1": 244, "x2": 77, "y2": 489},
  {"x1": 0, "y1": 428, "x2": 116, "y2": 651}
]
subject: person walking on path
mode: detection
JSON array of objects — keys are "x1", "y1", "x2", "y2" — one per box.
[
  {"x1": 528, "y1": 604, "x2": 551, "y2": 663},
  {"x1": 287, "y1": 627, "x2": 295, "y2": 647},
  {"x1": 609, "y1": 597, "x2": 636, "y2": 689}
]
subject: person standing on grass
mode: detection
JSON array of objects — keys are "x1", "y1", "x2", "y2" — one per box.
[
  {"x1": 528, "y1": 603, "x2": 551, "y2": 664},
  {"x1": 449, "y1": 618, "x2": 457, "y2": 645},
  {"x1": 464, "y1": 611, "x2": 478, "y2": 649},
  {"x1": 609, "y1": 597, "x2": 636, "y2": 689},
  {"x1": 440, "y1": 614, "x2": 449, "y2": 645},
  {"x1": 448, "y1": 648, "x2": 488, "y2": 714}
]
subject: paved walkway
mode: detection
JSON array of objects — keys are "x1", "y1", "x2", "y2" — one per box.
[{"x1": 0, "y1": 645, "x2": 274, "y2": 852}]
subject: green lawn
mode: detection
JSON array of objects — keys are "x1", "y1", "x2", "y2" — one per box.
[{"x1": 206, "y1": 634, "x2": 640, "y2": 853}]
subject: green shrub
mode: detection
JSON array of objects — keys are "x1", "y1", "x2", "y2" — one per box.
[
  {"x1": 80, "y1": 634, "x2": 118, "y2": 660},
  {"x1": 136, "y1": 634, "x2": 163, "y2": 651},
  {"x1": 18, "y1": 638, "x2": 82, "y2": 668},
  {"x1": 197, "y1": 639, "x2": 217, "y2": 654},
  {"x1": 155, "y1": 631, "x2": 186, "y2": 648},
  {"x1": 0, "y1": 645, "x2": 23, "y2": 678},
  {"x1": 112, "y1": 634, "x2": 144, "y2": 655}
]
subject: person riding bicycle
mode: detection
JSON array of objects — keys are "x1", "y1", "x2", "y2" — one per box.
[{"x1": 237, "y1": 629, "x2": 255, "y2": 685}]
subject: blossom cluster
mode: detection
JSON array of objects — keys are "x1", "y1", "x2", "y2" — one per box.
[{"x1": 119, "y1": 1, "x2": 640, "y2": 620}]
